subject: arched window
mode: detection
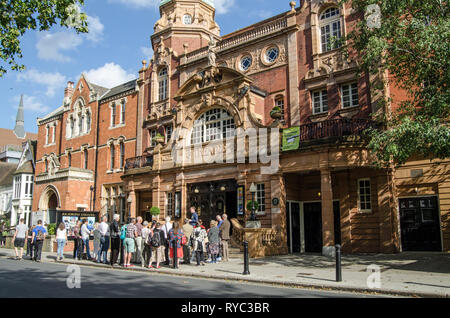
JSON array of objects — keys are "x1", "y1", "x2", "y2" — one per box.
[
  {"x1": 70, "y1": 117, "x2": 74, "y2": 138},
  {"x1": 191, "y1": 108, "x2": 236, "y2": 145},
  {"x1": 86, "y1": 112, "x2": 91, "y2": 132},
  {"x1": 84, "y1": 149, "x2": 88, "y2": 169},
  {"x1": 111, "y1": 103, "x2": 116, "y2": 127},
  {"x1": 78, "y1": 114, "x2": 83, "y2": 135},
  {"x1": 45, "y1": 125, "x2": 50, "y2": 145},
  {"x1": 68, "y1": 152, "x2": 72, "y2": 168},
  {"x1": 158, "y1": 67, "x2": 168, "y2": 101},
  {"x1": 110, "y1": 145, "x2": 115, "y2": 171},
  {"x1": 119, "y1": 142, "x2": 125, "y2": 169},
  {"x1": 320, "y1": 7, "x2": 342, "y2": 53}
]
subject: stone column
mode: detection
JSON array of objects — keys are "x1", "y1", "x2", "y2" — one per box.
[
  {"x1": 128, "y1": 190, "x2": 137, "y2": 219},
  {"x1": 321, "y1": 168, "x2": 335, "y2": 257}
]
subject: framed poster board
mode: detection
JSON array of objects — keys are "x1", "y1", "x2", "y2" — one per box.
[
  {"x1": 237, "y1": 185, "x2": 245, "y2": 216},
  {"x1": 57, "y1": 211, "x2": 99, "y2": 238}
]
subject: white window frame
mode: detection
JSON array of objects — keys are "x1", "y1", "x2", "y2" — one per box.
[
  {"x1": 191, "y1": 108, "x2": 236, "y2": 145},
  {"x1": 256, "y1": 183, "x2": 266, "y2": 215},
  {"x1": 165, "y1": 125, "x2": 173, "y2": 143},
  {"x1": 120, "y1": 101, "x2": 126, "y2": 125},
  {"x1": 45, "y1": 125, "x2": 49, "y2": 145},
  {"x1": 357, "y1": 178, "x2": 372, "y2": 213},
  {"x1": 110, "y1": 145, "x2": 115, "y2": 171},
  {"x1": 111, "y1": 103, "x2": 116, "y2": 128},
  {"x1": 158, "y1": 68, "x2": 168, "y2": 101},
  {"x1": 341, "y1": 82, "x2": 359, "y2": 108},
  {"x1": 312, "y1": 89, "x2": 328, "y2": 114},
  {"x1": 320, "y1": 7, "x2": 342, "y2": 53},
  {"x1": 183, "y1": 14, "x2": 192, "y2": 25},
  {"x1": 275, "y1": 95, "x2": 285, "y2": 119}
]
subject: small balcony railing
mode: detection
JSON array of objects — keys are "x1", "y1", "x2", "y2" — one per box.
[
  {"x1": 124, "y1": 155, "x2": 154, "y2": 171},
  {"x1": 299, "y1": 118, "x2": 376, "y2": 143}
]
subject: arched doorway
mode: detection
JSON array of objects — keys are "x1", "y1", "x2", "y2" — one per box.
[{"x1": 38, "y1": 186, "x2": 60, "y2": 224}]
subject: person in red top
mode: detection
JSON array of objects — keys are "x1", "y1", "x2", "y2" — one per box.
[{"x1": 168, "y1": 221, "x2": 184, "y2": 269}]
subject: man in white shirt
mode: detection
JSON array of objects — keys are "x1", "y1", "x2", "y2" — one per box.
[
  {"x1": 80, "y1": 219, "x2": 93, "y2": 260},
  {"x1": 161, "y1": 216, "x2": 172, "y2": 265},
  {"x1": 97, "y1": 216, "x2": 110, "y2": 264}
]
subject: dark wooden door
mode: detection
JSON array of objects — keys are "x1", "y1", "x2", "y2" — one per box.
[
  {"x1": 400, "y1": 197, "x2": 441, "y2": 251},
  {"x1": 303, "y1": 202, "x2": 323, "y2": 253}
]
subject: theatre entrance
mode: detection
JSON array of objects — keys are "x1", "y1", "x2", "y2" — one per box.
[{"x1": 187, "y1": 179, "x2": 238, "y2": 227}]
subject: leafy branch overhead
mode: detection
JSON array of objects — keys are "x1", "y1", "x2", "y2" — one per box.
[
  {"x1": 340, "y1": 0, "x2": 450, "y2": 166},
  {"x1": 0, "y1": 0, "x2": 88, "y2": 76}
]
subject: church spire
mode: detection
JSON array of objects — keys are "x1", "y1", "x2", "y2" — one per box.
[{"x1": 14, "y1": 94, "x2": 26, "y2": 139}]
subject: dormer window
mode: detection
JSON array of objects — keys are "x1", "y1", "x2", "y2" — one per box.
[{"x1": 320, "y1": 7, "x2": 342, "y2": 53}]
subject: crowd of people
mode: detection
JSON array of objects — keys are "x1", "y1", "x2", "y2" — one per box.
[
  {"x1": 68, "y1": 206, "x2": 231, "y2": 269},
  {"x1": 7, "y1": 207, "x2": 232, "y2": 269}
]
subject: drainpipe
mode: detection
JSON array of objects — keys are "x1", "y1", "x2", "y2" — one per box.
[{"x1": 93, "y1": 97, "x2": 101, "y2": 214}]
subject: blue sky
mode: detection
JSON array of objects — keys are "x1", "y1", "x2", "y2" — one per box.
[{"x1": 0, "y1": 0, "x2": 293, "y2": 134}]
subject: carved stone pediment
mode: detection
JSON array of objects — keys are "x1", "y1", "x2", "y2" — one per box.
[{"x1": 175, "y1": 66, "x2": 250, "y2": 98}]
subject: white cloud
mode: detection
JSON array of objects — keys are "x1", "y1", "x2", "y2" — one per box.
[
  {"x1": 85, "y1": 15, "x2": 104, "y2": 42},
  {"x1": 13, "y1": 95, "x2": 51, "y2": 114},
  {"x1": 17, "y1": 69, "x2": 67, "y2": 97},
  {"x1": 215, "y1": 0, "x2": 235, "y2": 14},
  {"x1": 36, "y1": 14, "x2": 104, "y2": 62},
  {"x1": 82, "y1": 63, "x2": 136, "y2": 88},
  {"x1": 141, "y1": 46, "x2": 154, "y2": 59},
  {"x1": 36, "y1": 32, "x2": 83, "y2": 62},
  {"x1": 108, "y1": 0, "x2": 159, "y2": 8}
]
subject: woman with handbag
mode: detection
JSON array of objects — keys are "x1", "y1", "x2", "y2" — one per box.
[{"x1": 168, "y1": 221, "x2": 184, "y2": 269}]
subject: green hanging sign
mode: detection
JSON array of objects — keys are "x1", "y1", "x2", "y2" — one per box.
[{"x1": 282, "y1": 127, "x2": 300, "y2": 151}]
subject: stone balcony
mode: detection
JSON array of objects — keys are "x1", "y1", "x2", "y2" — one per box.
[{"x1": 35, "y1": 167, "x2": 94, "y2": 183}]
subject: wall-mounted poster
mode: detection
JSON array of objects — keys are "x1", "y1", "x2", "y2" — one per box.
[
  {"x1": 58, "y1": 211, "x2": 99, "y2": 238},
  {"x1": 237, "y1": 185, "x2": 245, "y2": 216}
]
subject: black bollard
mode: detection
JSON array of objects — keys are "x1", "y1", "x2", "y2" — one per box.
[
  {"x1": 243, "y1": 241, "x2": 250, "y2": 275},
  {"x1": 173, "y1": 239, "x2": 178, "y2": 268},
  {"x1": 335, "y1": 244, "x2": 342, "y2": 282}
]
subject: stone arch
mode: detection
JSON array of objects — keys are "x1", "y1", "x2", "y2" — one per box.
[{"x1": 38, "y1": 185, "x2": 61, "y2": 211}]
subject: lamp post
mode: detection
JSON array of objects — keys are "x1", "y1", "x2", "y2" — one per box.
[
  {"x1": 249, "y1": 183, "x2": 257, "y2": 222},
  {"x1": 89, "y1": 186, "x2": 94, "y2": 212},
  {"x1": 118, "y1": 193, "x2": 125, "y2": 223}
]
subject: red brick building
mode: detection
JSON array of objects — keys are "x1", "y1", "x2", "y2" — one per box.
[{"x1": 33, "y1": 0, "x2": 449, "y2": 256}]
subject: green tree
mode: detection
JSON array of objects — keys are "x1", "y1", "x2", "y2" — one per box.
[
  {"x1": 341, "y1": 0, "x2": 450, "y2": 166},
  {"x1": 0, "y1": 0, "x2": 88, "y2": 76}
]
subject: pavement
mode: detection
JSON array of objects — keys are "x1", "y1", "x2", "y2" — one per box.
[
  {"x1": 0, "y1": 257, "x2": 377, "y2": 298},
  {"x1": 0, "y1": 247, "x2": 449, "y2": 298}
]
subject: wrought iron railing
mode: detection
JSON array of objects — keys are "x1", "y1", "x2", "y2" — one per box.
[
  {"x1": 124, "y1": 155, "x2": 154, "y2": 171},
  {"x1": 298, "y1": 118, "x2": 375, "y2": 143}
]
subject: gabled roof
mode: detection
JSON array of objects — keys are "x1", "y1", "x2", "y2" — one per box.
[
  {"x1": 0, "y1": 162, "x2": 17, "y2": 187},
  {"x1": 101, "y1": 79, "x2": 137, "y2": 101},
  {"x1": 0, "y1": 128, "x2": 37, "y2": 152},
  {"x1": 90, "y1": 83, "x2": 109, "y2": 98},
  {"x1": 37, "y1": 106, "x2": 65, "y2": 125}
]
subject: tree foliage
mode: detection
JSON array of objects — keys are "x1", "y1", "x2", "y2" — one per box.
[
  {"x1": 0, "y1": 0, "x2": 88, "y2": 76},
  {"x1": 341, "y1": 0, "x2": 450, "y2": 166}
]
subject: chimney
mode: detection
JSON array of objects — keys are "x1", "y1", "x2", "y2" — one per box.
[{"x1": 64, "y1": 81, "x2": 75, "y2": 99}]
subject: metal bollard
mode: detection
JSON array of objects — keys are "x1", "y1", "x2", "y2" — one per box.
[
  {"x1": 173, "y1": 239, "x2": 178, "y2": 269},
  {"x1": 243, "y1": 241, "x2": 250, "y2": 275},
  {"x1": 335, "y1": 244, "x2": 342, "y2": 282}
]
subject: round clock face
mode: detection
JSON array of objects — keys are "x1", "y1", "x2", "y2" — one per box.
[{"x1": 272, "y1": 198, "x2": 280, "y2": 206}]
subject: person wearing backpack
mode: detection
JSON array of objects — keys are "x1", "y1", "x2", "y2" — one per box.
[
  {"x1": 150, "y1": 222, "x2": 164, "y2": 269},
  {"x1": 31, "y1": 220, "x2": 47, "y2": 262},
  {"x1": 141, "y1": 221, "x2": 152, "y2": 268}
]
